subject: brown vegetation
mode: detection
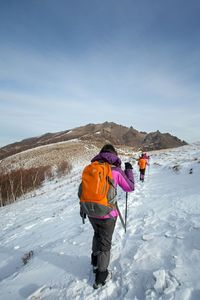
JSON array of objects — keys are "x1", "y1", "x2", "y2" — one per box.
[
  {"x1": 21, "y1": 250, "x2": 34, "y2": 265},
  {"x1": 0, "y1": 161, "x2": 72, "y2": 207}
]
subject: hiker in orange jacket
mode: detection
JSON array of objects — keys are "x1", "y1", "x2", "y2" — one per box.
[{"x1": 138, "y1": 153, "x2": 148, "y2": 181}]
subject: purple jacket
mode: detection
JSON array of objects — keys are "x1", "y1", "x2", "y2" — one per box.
[{"x1": 91, "y1": 151, "x2": 135, "y2": 219}]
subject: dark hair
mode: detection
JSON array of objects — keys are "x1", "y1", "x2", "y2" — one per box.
[{"x1": 100, "y1": 144, "x2": 118, "y2": 155}]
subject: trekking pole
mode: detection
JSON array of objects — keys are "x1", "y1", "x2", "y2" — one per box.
[
  {"x1": 82, "y1": 216, "x2": 85, "y2": 224},
  {"x1": 115, "y1": 203, "x2": 126, "y2": 233},
  {"x1": 124, "y1": 192, "x2": 128, "y2": 233}
]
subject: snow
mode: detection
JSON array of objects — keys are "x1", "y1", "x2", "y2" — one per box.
[{"x1": 0, "y1": 144, "x2": 200, "y2": 300}]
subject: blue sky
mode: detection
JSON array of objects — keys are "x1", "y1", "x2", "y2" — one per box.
[{"x1": 0, "y1": 0, "x2": 200, "y2": 146}]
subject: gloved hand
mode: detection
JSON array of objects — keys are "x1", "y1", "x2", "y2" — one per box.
[
  {"x1": 80, "y1": 207, "x2": 87, "y2": 219},
  {"x1": 125, "y1": 162, "x2": 133, "y2": 169}
]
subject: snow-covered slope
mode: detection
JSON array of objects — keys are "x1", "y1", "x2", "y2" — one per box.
[{"x1": 0, "y1": 144, "x2": 200, "y2": 300}]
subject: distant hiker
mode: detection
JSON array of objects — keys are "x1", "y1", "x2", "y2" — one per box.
[
  {"x1": 189, "y1": 168, "x2": 193, "y2": 174},
  {"x1": 143, "y1": 152, "x2": 150, "y2": 162},
  {"x1": 143, "y1": 152, "x2": 150, "y2": 175},
  {"x1": 138, "y1": 153, "x2": 149, "y2": 182},
  {"x1": 78, "y1": 144, "x2": 134, "y2": 288}
]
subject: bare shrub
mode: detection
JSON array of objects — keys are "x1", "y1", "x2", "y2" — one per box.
[
  {"x1": 56, "y1": 161, "x2": 72, "y2": 178},
  {"x1": 172, "y1": 164, "x2": 181, "y2": 173},
  {"x1": 0, "y1": 160, "x2": 72, "y2": 207},
  {"x1": 22, "y1": 250, "x2": 34, "y2": 265},
  {"x1": 0, "y1": 166, "x2": 52, "y2": 206}
]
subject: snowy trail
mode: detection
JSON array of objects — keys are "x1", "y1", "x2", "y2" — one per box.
[{"x1": 0, "y1": 144, "x2": 200, "y2": 299}]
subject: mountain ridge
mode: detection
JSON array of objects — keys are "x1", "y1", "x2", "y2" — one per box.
[{"x1": 0, "y1": 122, "x2": 187, "y2": 160}]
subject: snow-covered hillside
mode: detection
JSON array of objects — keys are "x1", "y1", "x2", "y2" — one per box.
[{"x1": 0, "y1": 144, "x2": 200, "y2": 300}]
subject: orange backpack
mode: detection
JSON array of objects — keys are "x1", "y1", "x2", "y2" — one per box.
[
  {"x1": 78, "y1": 161, "x2": 117, "y2": 217},
  {"x1": 138, "y1": 158, "x2": 147, "y2": 169}
]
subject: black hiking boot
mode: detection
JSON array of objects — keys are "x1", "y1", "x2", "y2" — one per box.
[{"x1": 93, "y1": 269, "x2": 112, "y2": 289}]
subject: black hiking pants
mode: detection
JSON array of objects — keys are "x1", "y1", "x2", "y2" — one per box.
[
  {"x1": 139, "y1": 168, "x2": 145, "y2": 181},
  {"x1": 88, "y1": 217, "x2": 116, "y2": 272}
]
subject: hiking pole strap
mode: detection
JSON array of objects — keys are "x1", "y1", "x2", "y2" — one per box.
[{"x1": 116, "y1": 203, "x2": 126, "y2": 233}]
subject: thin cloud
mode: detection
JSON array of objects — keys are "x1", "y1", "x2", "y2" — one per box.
[{"x1": 0, "y1": 1, "x2": 200, "y2": 145}]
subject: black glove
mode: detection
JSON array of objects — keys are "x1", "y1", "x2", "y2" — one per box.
[
  {"x1": 125, "y1": 162, "x2": 133, "y2": 169},
  {"x1": 80, "y1": 207, "x2": 87, "y2": 219}
]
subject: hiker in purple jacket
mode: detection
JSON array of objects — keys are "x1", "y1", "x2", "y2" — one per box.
[{"x1": 80, "y1": 144, "x2": 135, "y2": 288}]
